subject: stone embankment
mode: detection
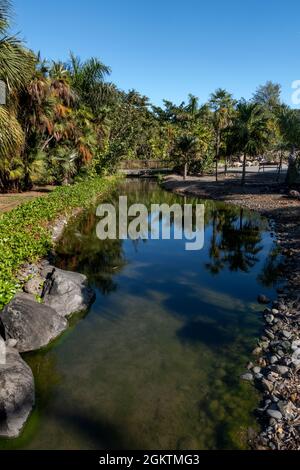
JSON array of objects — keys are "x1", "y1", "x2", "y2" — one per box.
[{"x1": 0, "y1": 262, "x2": 95, "y2": 438}]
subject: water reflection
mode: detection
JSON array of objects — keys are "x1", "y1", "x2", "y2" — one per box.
[{"x1": 0, "y1": 180, "x2": 282, "y2": 450}]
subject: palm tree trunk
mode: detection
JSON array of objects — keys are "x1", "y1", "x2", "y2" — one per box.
[
  {"x1": 241, "y1": 154, "x2": 247, "y2": 185},
  {"x1": 215, "y1": 132, "x2": 221, "y2": 182},
  {"x1": 225, "y1": 157, "x2": 228, "y2": 175},
  {"x1": 183, "y1": 163, "x2": 188, "y2": 181}
]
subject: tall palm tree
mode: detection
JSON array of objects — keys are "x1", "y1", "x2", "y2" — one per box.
[
  {"x1": 0, "y1": 0, "x2": 35, "y2": 191},
  {"x1": 0, "y1": 1, "x2": 35, "y2": 92},
  {"x1": 230, "y1": 101, "x2": 270, "y2": 185},
  {"x1": 209, "y1": 89, "x2": 235, "y2": 181}
]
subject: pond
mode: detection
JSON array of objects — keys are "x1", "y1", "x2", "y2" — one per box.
[{"x1": 0, "y1": 179, "x2": 283, "y2": 450}]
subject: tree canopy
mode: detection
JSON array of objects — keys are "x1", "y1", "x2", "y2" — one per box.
[{"x1": 1, "y1": 0, "x2": 300, "y2": 191}]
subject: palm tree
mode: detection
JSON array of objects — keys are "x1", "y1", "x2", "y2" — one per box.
[
  {"x1": 276, "y1": 106, "x2": 300, "y2": 185},
  {"x1": 67, "y1": 53, "x2": 111, "y2": 113},
  {"x1": 0, "y1": 0, "x2": 35, "y2": 191},
  {"x1": 173, "y1": 135, "x2": 199, "y2": 180},
  {"x1": 230, "y1": 101, "x2": 270, "y2": 185},
  {"x1": 209, "y1": 89, "x2": 235, "y2": 181},
  {"x1": 0, "y1": 1, "x2": 35, "y2": 92}
]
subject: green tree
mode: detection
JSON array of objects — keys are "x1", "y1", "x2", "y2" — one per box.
[
  {"x1": 277, "y1": 106, "x2": 300, "y2": 185},
  {"x1": 172, "y1": 135, "x2": 200, "y2": 180},
  {"x1": 252, "y1": 81, "x2": 281, "y2": 111},
  {"x1": 0, "y1": 0, "x2": 35, "y2": 191},
  {"x1": 209, "y1": 89, "x2": 235, "y2": 181},
  {"x1": 230, "y1": 101, "x2": 270, "y2": 185}
]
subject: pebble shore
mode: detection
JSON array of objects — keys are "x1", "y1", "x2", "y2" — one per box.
[{"x1": 163, "y1": 175, "x2": 300, "y2": 450}]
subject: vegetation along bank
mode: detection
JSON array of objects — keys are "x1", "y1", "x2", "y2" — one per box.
[{"x1": 0, "y1": 176, "x2": 119, "y2": 310}]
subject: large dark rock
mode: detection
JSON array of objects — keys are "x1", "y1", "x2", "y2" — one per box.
[
  {"x1": 0, "y1": 293, "x2": 68, "y2": 353},
  {"x1": 0, "y1": 340, "x2": 35, "y2": 438},
  {"x1": 43, "y1": 268, "x2": 95, "y2": 318}
]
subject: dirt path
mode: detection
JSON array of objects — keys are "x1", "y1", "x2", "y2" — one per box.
[{"x1": 0, "y1": 187, "x2": 54, "y2": 214}]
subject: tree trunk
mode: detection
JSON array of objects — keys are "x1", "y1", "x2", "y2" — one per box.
[
  {"x1": 183, "y1": 163, "x2": 188, "y2": 181},
  {"x1": 215, "y1": 129, "x2": 221, "y2": 182},
  {"x1": 241, "y1": 154, "x2": 247, "y2": 185},
  {"x1": 286, "y1": 147, "x2": 300, "y2": 186},
  {"x1": 277, "y1": 150, "x2": 283, "y2": 182}
]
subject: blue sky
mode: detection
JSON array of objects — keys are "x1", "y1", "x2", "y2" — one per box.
[{"x1": 12, "y1": 0, "x2": 300, "y2": 106}]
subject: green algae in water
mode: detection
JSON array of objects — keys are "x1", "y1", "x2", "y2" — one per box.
[{"x1": 0, "y1": 180, "x2": 282, "y2": 450}]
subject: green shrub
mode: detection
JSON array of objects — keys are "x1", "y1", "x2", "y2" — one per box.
[{"x1": 0, "y1": 176, "x2": 119, "y2": 310}]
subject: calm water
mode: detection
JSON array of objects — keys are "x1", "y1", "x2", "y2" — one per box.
[{"x1": 0, "y1": 180, "x2": 283, "y2": 450}]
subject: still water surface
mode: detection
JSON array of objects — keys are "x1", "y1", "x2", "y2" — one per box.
[{"x1": 0, "y1": 180, "x2": 282, "y2": 450}]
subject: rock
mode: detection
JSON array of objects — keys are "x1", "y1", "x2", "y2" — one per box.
[
  {"x1": 282, "y1": 330, "x2": 292, "y2": 339},
  {"x1": 289, "y1": 190, "x2": 300, "y2": 200},
  {"x1": 277, "y1": 401, "x2": 295, "y2": 420},
  {"x1": 43, "y1": 268, "x2": 95, "y2": 318},
  {"x1": 265, "y1": 330, "x2": 275, "y2": 340},
  {"x1": 292, "y1": 348, "x2": 300, "y2": 358},
  {"x1": 253, "y1": 366, "x2": 261, "y2": 374},
  {"x1": 265, "y1": 314, "x2": 274, "y2": 324},
  {"x1": 261, "y1": 341, "x2": 270, "y2": 351},
  {"x1": 292, "y1": 340, "x2": 300, "y2": 350},
  {"x1": 262, "y1": 378, "x2": 274, "y2": 393},
  {"x1": 281, "y1": 340, "x2": 291, "y2": 351},
  {"x1": 252, "y1": 347, "x2": 262, "y2": 356},
  {"x1": 292, "y1": 358, "x2": 300, "y2": 369},
  {"x1": 275, "y1": 365, "x2": 289, "y2": 375},
  {"x1": 258, "y1": 295, "x2": 271, "y2": 305},
  {"x1": 270, "y1": 355, "x2": 278, "y2": 365},
  {"x1": 241, "y1": 372, "x2": 253, "y2": 382},
  {"x1": 266, "y1": 409, "x2": 282, "y2": 420},
  {"x1": 0, "y1": 342, "x2": 34, "y2": 438},
  {"x1": 255, "y1": 373, "x2": 263, "y2": 380},
  {"x1": 271, "y1": 309, "x2": 279, "y2": 315},
  {"x1": 0, "y1": 293, "x2": 68, "y2": 353},
  {"x1": 6, "y1": 339, "x2": 18, "y2": 348},
  {"x1": 23, "y1": 274, "x2": 44, "y2": 297}
]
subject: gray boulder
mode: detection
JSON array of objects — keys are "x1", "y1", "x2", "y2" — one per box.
[
  {"x1": 0, "y1": 293, "x2": 68, "y2": 353},
  {"x1": 43, "y1": 268, "x2": 95, "y2": 318},
  {"x1": 0, "y1": 340, "x2": 35, "y2": 438}
]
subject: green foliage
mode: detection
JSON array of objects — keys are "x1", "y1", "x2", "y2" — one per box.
[
  {"x1": 0, "y1": 176, "x2": 119, "y2": 309},
  {"x1": 1, "y1": 0, "x2": 300, "y2": 190}
]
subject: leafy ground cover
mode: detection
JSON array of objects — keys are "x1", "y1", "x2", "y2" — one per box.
[{"x1": 0, "y1": 177, "x2": 118, "y2": 309}]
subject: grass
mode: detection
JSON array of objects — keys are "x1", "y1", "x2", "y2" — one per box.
[{"x1": 0, "y1": 176, "x2": 119, "y2": 309}]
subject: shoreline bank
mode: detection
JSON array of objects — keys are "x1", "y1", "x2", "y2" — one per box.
[
  {"x1": 0, "y1": 177, "x2": 119, "y2": 438},
  {"x1": 162, "y1": 174, "x2": 300, "y2": 450}
]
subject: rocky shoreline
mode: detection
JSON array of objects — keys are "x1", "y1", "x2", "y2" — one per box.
[
  {"x1": 163, "y1": 175, "x2": 300, "y2": 450},
  {"x1": 0, "y1": 211, "x2": 96, "y2": 438}
]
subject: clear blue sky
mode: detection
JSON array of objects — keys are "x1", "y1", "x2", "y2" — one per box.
[{"x1": 12, "y1": 0, "x2": 300, "y2": 106}]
